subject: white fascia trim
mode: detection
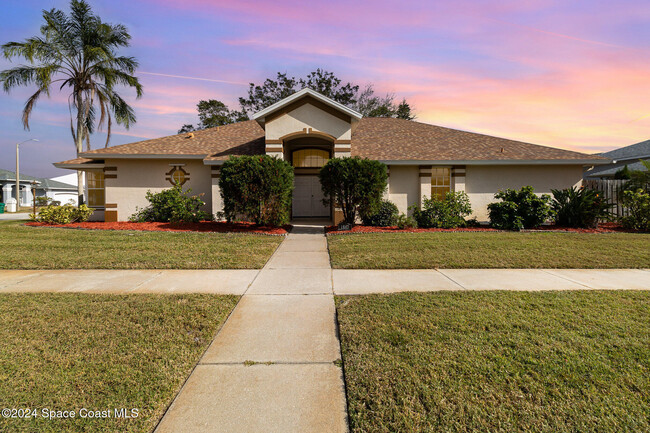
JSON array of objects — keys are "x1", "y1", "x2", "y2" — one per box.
[
  {"x1": 252, "y1": 88, "x2": 363, "y2": 122},
  {"x1": 53, "y1": 163, "x2": 106, "y2": 169},
  {"x1": 78, "y1": 153, "x2": 207, "y2": 159},
  {"x1": 378, "y1": 159, "x2": 611, "y2": 166}
]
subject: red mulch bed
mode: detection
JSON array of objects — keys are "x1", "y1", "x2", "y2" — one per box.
[
  {"x1": 25, "y1": 221, "x2": 290, "y2": 235},
  {"x1": 326, "y1": 222, "x2": 641, "y2": 235}
]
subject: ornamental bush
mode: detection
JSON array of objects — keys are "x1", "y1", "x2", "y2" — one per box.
[
  {"x1": 319, "y1": 157, "x2": 388, "y2": 225},
  {"x1": 551, "y1": 187, "x2": 612, "y2": 228},
  {"x1": 411, "y1": 191, "x2": 473, "y2": 228},
  {"x1": 219, "y1": 155, "x2": 294, "y2": 226},
  {"x1": 129, "y1": 184, "x2": 211, "y2": 223},
  {"x1": 361, "y1": 199, "x2": 399, "y2": 227},
  {"x1": 396, "y1": 213, "x2": 417, "y2": 229},
  {"x1": 488, "y1": 186, "x2": 553, "y2": 230},
  {"x1": 620, "y1": 188, "x2": 650, "y2": 231},
  {"x1": 31, "y1": 204, "x2": 94, "y2": 224}
]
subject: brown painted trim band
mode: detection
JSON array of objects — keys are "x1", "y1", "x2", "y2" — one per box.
[
  {"x1": 104, "y1": 203, "x2": 117, "y2": 208},
  {"x1": 104, "y1": 210, "x2": 118, "y2": 222},
  {"x1": 104, "y1": 174, "x2": 118, "y2": 179},
  {"x1": 211, "y1": 174, "x2": 220, "y2": 178},
  {"x1": 103, "y1": 166, "x2": 117, "y2": 172}
]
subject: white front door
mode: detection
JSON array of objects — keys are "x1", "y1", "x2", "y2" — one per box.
[{"x1": 292, "y1": 176, "x2": 329, "y2": 218}]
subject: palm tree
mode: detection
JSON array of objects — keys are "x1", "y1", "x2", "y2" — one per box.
[{"x1": 0, "y1": 0, "x2": 143, "y2": 203}]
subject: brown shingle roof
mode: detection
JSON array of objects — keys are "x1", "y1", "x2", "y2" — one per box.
[
  {"x1": 352, "y1": 117, "x2": 607, "y2": 162},
  {"x1": 66, "y1": 117, "x2": 606, "y2": 164},
  {"x1": 79, "y1": 120, "x2": 265, "y2": 159}
]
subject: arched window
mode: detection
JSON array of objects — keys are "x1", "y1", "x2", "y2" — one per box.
[{"x1": 292, "y1": 149, "x2": 329, "y2": 168}]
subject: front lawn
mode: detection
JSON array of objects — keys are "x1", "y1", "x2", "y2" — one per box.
[
  {"x1": 336, "y1": 291, "x2": 650, "y2": 433},
  {"x1": 328, "y1": 232, "x2": 650, "y2": 268},
  {"x1": 0, "y1": 293, "x2": 238, "y2": 433},
  {"x1": 0, "y1": 220, "x2": 282, "y2": 269}
]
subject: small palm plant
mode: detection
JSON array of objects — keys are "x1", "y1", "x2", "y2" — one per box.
[{"x1": 0, "y1": 0, "x2": 143, "y2": 202}]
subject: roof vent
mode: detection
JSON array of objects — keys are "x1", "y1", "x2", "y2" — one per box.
[
  {"x1": 186, "y1": 132, "x2": 194, "y2": 139},
  {"x1": 500, "y1": 147, "x2": 504, "y2": 153}
]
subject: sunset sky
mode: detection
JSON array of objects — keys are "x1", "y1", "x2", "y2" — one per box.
[{"x1": 1, "y1": 0, "x2": 649, "y2": 178}]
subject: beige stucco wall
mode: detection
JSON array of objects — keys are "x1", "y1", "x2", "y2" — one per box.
[
  {"x1": 388, "y1": 165, "x2": 420, "y2": 215},
  {"x1": 105, "y1": 159, "x2": 212, "y2": 221},
  {"x1": 465, "y1": 164, "x2": 583, "y2": 221},
  {"x1": 265, "y1": 103, "x2": 351, "y2": 141}
]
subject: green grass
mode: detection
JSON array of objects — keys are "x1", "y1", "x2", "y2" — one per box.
[
  {"x1": 336, "y1": 291, "x2": 650, "y2": 433},
  {"x1": 328, "y1": 232, "x2": 650, "y2": 268},
  {"x1": 0, "y1": 220, "x2": 282, "y2": 269},
  {"x1": 0, "y1": 293, "x2": 238, "y2": 433}
]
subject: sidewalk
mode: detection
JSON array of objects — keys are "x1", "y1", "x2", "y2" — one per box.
[
  {"x1": 153, "y1": 222, "x2": 348, "y2": 433},
  {"x1": 1, "y1": 268, "x2": 648, "y2": 294}
]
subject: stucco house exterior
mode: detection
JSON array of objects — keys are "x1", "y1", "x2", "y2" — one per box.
[{"x1": 54, "y1": 88, "x2": 609, "y2": 223}]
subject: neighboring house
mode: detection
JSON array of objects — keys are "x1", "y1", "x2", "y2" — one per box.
[
  {"x1": 0, "y1": 168, "x2": 77, "y2": 207},
  {"x1": 584, "y1": 139, "x2": 650, "y2": 179},
  {"x1": 54, "y1": 88, "x2": 609, "y2": 222}
]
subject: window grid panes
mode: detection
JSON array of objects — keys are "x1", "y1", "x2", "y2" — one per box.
[
  {"x1": 292, "y1": 149, "x2": 329, "y2": 168},
  {"x1": 431, "y1": 167, "x2": 451, "y2": 200},
  {"x1": 86, "y1": 170, "x2": 105, "y2": 207},
  {"x1": 172, "y1": 170, "x2": 186, "y2": 185}
]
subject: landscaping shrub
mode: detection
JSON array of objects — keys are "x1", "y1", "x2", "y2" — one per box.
[
  {"x1": 129, "y1": 184, "x2": 211, "y2": 223},
  {"x1": 411, "y1": 191, "x2": 472, "y2": 228},
  {"x1": 396, "y1": 213, "x2": 417, "y2": 229},
  {"x1": 620, "y1": 188, "x2": 650, "y2": 231},
  {"x1": 551, "y1": 186, "x2": 612, "y2": 228},
  {"x1": 31, "y1": 204, "x2": 94, "y2": 224},
  {"x1": 219, "y1": 155, "x2": 294, "y2": 226},
  {"x1": 319, "y1": 157, "x2": 388, "y2": 225},
  {"x1": 35, "y1": 196, "x2": 50, "y2": 207},
  {"x1": 488, "y1": 186, "x2": 553, "y2": 230},
  {"x1": 361, "y1": 199, "x2": 398, "y2": 227}
]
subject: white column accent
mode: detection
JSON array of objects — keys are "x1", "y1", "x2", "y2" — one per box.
[
  {"x1": 22, "y1": 183, "x2": 32, "y2": 206},
  {"x1": 211, "y1": 167, "x2": 224, "y2": 218},
  {"x1": 2, "y1": 184, "x2": 12, "y2": 202},
  {"x1": 418, "y1": 165, "x2": 432, "y2": 206},
  {"x1": 452, "y1": 166, "x2": 466, "y2": 193},
  {"x1": 383, "y1": 166, "x2": 390, "y2": 200}
]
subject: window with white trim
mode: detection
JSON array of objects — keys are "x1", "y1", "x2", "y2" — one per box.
[{"x1": 431, "y1": 167, "x2": 451, "y2": 200}]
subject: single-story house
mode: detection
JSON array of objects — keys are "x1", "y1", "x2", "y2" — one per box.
[
  {"x1": 54, "y1": 88, "x2": 609, "y2": 223},
  {"x1": 584, "y1": 139, "x2": 649, "y2": 179},
  {"x1": 0, "y1": 168, "x2": 78, "y2": 207}
]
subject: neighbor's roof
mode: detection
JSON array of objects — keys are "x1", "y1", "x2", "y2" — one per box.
[
  {"x1": 0, "y1": 168, "x2": 77, "y2": 190},
  {"x1": 78, "y1": 120, "x2": 264, "y2": 160},
  {"x1": 598, "y1": 139, "x2": 650, "y2": 162},
  {"x1": 351, "y1": 118, "x2": 609, "y2": 164},
  {"x1": 59, "y1": 117, "x2": 608, "y2": 166}
]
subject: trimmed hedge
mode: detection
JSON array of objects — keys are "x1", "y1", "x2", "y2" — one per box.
[
  {"x1": 361, "y1": 200, "x2": 399, "y2": 227},
  {"x1": 488, "y1": 186, "x2": 552, "y2": 230},
  {"x1": 219, "y1": 155, "x2": 294, "y2": 226},
  {"x1": 31, "y1": 204, "x2": 94, "y2": 224},
  {"x1": 412, "y1": 191, "x2": 472, "y2": 228},
  {"x1": 129, "y1": 184, "x2": 211, "y2": 223}
]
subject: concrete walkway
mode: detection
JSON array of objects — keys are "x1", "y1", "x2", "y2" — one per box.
[
  {"x1": 0, "y1": 212, "x2": 30, "y2": 220},
  {"x1": 154, "y1": 222, "x2": 348, "y2": 433}
]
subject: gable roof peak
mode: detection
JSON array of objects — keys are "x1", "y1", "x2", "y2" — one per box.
[{"x1": 252, "y1": 88, "x2": 362, "y2": 125}]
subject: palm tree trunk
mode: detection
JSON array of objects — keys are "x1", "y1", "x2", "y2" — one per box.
[{"x1": 75, "y1": 93, "x2": 85, "y2": 205}]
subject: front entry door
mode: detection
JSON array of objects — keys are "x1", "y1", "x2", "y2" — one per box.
[{"x1": 292, "y1": 176, "x2": 329, "y2": 218}]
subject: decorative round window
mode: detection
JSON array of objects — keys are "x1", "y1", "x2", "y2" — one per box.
[{"x1": 166, "y1": 166, "x2": 189, "y2": 186}]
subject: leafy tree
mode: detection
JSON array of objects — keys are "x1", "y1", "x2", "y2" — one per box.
[
  {"x1": 0, "y1": 0, "x2": 142, "y2": 203},
  {"x1": 623, "y1": 159, "x2": 650, "y2": 192},
  {"x1": 319, "y1": 157, "x2": 388, "y2": 225},
  {"x1": 181, "y1": 69, "x2": 414, "y2": 131},
  {"x1": 614, "y1": 165, "x2": 631, "y2": 180},
  {"x1": 178, "y1": 99, "x2": 247, "y2": 134},
  {"x1": 219, "y1": 155, "x2": 294, "y2": 226}
]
